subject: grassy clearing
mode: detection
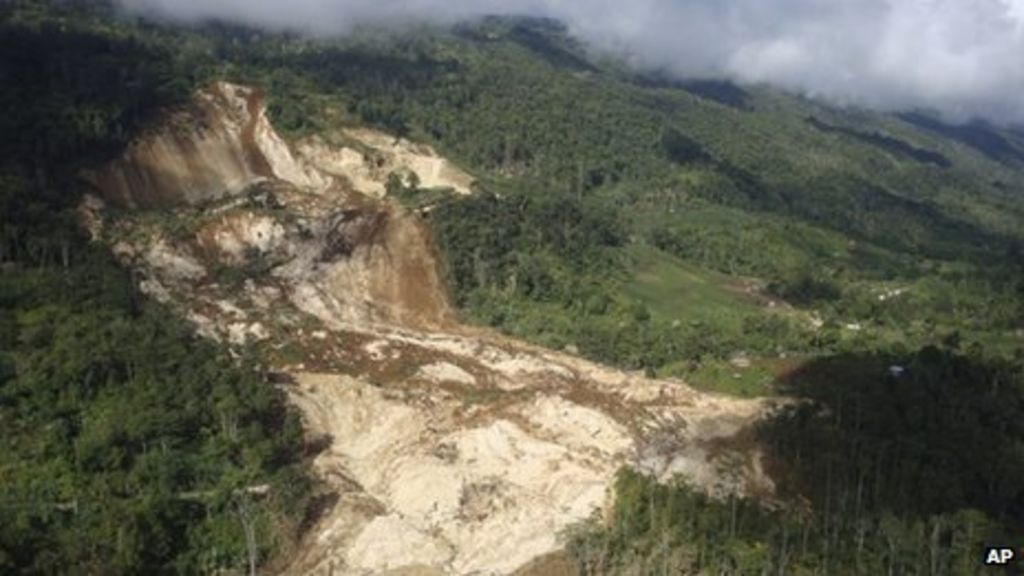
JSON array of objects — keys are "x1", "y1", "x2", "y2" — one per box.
[
  {"x1": 668, "y1": 356, "x2": 804, "y2": 397},
  {"x1": 621, "y1": 244, "x2": 760, "y2": 331}
]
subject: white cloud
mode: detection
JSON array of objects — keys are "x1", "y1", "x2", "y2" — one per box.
[{"x1": 115, "y1": 0, "x2": 1024, "y2": 123}]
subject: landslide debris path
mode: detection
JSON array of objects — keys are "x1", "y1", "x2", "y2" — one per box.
[{"x1": 82, "y1": 83, "x2": 774, "y2": 575}]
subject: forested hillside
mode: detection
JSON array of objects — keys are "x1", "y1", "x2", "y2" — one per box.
[
  {"x1": 0, "y1": 2, "x2": 314, "y2": 572},
  {"x1": 1, "y1": 0, "x2": 1023, "y2": 574},
  {"x1": 187, "y1": 10, "x2": 1024, "y2": 380}
]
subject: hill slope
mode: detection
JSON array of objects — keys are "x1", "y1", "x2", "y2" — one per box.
[
  {"x1": 2, "y1": 2, "x2": 1024, "y2": 575},
  {"x1": 83, "y1": 80, "x2": 772, "y2": 575}
]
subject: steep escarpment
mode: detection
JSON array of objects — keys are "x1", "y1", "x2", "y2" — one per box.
[
  {"x1": 85, "y1": 83, "x2": 326, "y2": 208},
  {"x1": 83, "y1": 83, "x2": 772, "y2": 575},
  {"x1": 85, "y1": 82, "x2": 473, "y2": 210}
]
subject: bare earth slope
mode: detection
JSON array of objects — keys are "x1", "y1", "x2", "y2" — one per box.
[{"x1": 82, "y1": 83, "x2": 773, "y2": 575}]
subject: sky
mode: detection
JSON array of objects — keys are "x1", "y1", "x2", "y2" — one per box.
[{"x1": 115, "y1": 0, "x2": 1024, "y2": 124}]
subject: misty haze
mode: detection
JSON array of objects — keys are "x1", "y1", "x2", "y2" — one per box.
[{"x1": 116, "y1": 0, "x2": 1024, "y2": 124}]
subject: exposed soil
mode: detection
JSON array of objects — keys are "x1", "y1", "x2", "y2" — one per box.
[{"x1": 85, "y1": 82, "x2": 774, "y2": 576}]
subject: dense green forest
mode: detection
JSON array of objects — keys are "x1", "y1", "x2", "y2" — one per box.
[
  {"x1": 2, "y1": 0, "x2": 1024, "y2": 573},
  {"x1": 0, "y1": 2, "x2": 314, "y2": 572}
]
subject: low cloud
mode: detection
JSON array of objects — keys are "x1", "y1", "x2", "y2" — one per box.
[{"x1": 116, "y1": 0, "x2": 1024, "y2": 124}]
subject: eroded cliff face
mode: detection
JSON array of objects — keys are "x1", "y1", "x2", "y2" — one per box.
[
  {"x1": 85, "y1": 83, "x2": 472, "y2": 209},
  {"x1": 82, "y1": 82, "x2": 773, "y2": 576},
  {"x1": 85, "y1": 83, "x2": 322, "y2": 208}
]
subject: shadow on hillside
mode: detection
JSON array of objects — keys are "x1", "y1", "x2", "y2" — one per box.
[
  {"x1": 0, "y1": 18, "x2": 192, "y2": 170},
  {"x1": 898, "y1": 112, "x2": 1024, "y2": 166},
  {"x1": 634, "y1": 74, "x2": 752, "y2": 110},
  {"x1": 759, "y1": 347, "x2": 1024, "y2": 526},
  {"x1": 807, "y1": 116, "x2": 952, "y2": 168}
]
